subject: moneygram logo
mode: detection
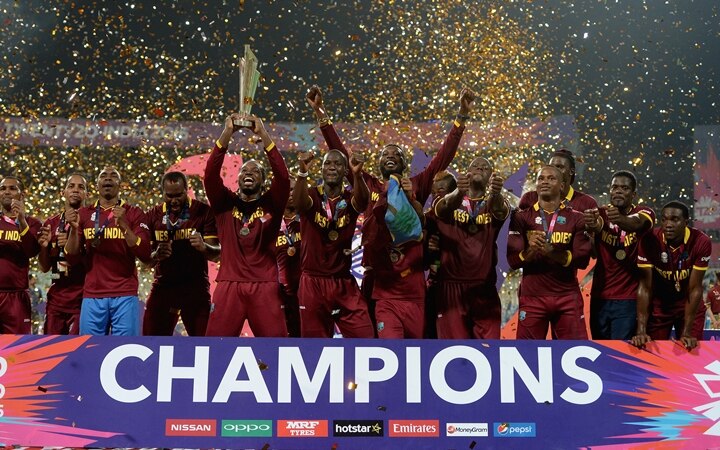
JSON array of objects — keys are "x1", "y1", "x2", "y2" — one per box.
[
  {"x1": 165, "y1": 419, "x2": 216, "y2": 436},
  {"x1": 493, "y1": 422, "x2": 536, "y2": 437},
  {"x1": 277, "y1": 420, "x2": 329, "y2": 437},
  {"x1": 333, "y1": 420, "x2": 384, "y2": 437},
  {"x1": 221, "y1": 420, "x2": 272, "y2": 437},
  {"x1": 446, "y1": 422, "x2": 489, "y2": 437},
  {"x1": 388, "y1": 420, "x2": 439, "y2": 437}
]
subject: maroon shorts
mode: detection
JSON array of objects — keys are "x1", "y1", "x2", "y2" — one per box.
[
  {"x1": 44, "y1": 305, "x2": 80, "y2": 335},
  {"x1": 647, "y1": 299, "x2": 705, "y2": 341},
  {"x1": 375, "y1": 298, "x2": 424, "y2": 339},
  {"x1": 516, "y1": 292, "x2": 587, "y2": 340},
  {"x1": 298, "y1": 274, "x2": 374, "y2": 338},
  {"x1": 205, "y1": 281, "x2": 287, "y2": 337},
  {"x1": 436, "y1": 281, "x2": 501, "y2": 339},
  {"x1": 0, "y1": 291, "x2": 31, "y2": 334},
  {"x1": 143, "y1": 283, "x2": 211, "y2": 336}
]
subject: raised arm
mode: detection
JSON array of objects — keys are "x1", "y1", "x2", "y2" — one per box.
[
  {"x1": 349, "y1": 153, "x2": 370, "y2": 212},
  {"x1": 292, "y1": 151, "x2": 315, "y2": 213},
  {"x1": 414, "y1": 88, "x2": 475, "y2": 203},
  {"x1": 204, "y1": 114, "x2": 243, "y2": 211},
  {"x1": 250, "y1": 116, "x2": 290, "y2": 209},
  {"x1": 435, "y1": 173, "x2": 468, "y2": 220},
  {"x1": 607, "y1": 205, "x2": 655, "y2": 233}
]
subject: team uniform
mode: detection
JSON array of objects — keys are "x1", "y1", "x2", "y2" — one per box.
[
  {"x1": 0, "y1": 214, "x2": 41, "y2": 334},
  {"x1": 73, "y1": 200, "x2": 151, "y2": 335},
  {"x1": 320, "y1": 119, "x2": 465, "y2": 338},
  {"x1": 708, "y1": 282, "x2": 720, "y2": 324},
  {"x1": 637, "y1": 227, "x2": 712, "y2": 340},
  {"x1": 427, "y1": 195, "x2": 509, "y2": 339},
  {"x1": 507, "y1": 203, "x2": 592, "y2": 339},
  {"x1": 144, "y1": 199, "x2": 217, "y2": 336},
  {"x1": 297, "y1": 186, "x2": 374, "y2": 338},
  {"x1": 519, "y1": 186, "x2": 598, "y2": 212},
  {"x1": 42, "y1": 213, "x2": 86, "y2": 334},
  {"x1": 590, "y1": 205, "x2": 656, "y2": 339},
  {"x1": 276, "y1": 214, "x2": 302, "y2": 337},
  {"x1": 203, "y1": 141, "x2": 290, "y2": 337}
]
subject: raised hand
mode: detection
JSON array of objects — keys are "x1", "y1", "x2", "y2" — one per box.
[
  {"x1": 188, "y1": 230, "x2": 206, "y2": 252},
  {"x1": 488, "y1": 173, "x2": 504, "y2": 195},
  {"x1": 297, "y1": 151, "x2": 316, "y2": 173},
  {"x1": 38, "y1": 225, "x2": 52, "y2": 248},
  {"x1": 458, "y1": 87, "x2": 476, "y2": 116},
  {"x1": 306, "y1": 85, "x2": 325, "y2": 114},
  {"x1": 456, "y1": 173, "x2": 470, "y2": 194},
  {"x1": 65, "y1": 207, "x2": 80, "y2": 229},
  {"x1": 583, "y1": 208, "x2": 602, "y2": 233},
  {"x1": 349, "y1": 153, "x2": 365, "y2": 175}
]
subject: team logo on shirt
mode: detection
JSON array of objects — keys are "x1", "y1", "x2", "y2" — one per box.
[
  {"x1": 519, "y1": 311, "x2": 526, "y2": 321},
  {"x1": 557, "y1": 216, "x2": 566, "y2": 224},
  {"x1": 534, "y1": 216, "x2": 543, "y2": 224}
]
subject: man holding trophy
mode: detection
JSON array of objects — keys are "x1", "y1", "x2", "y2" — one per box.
[{"x1": 203, "y1": 46, "x2": 291, "y2": 337}]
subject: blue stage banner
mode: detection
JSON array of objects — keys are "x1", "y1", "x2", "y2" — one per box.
[{"x1": 2, "y1": 335, "x2": 720, "y2": 449}]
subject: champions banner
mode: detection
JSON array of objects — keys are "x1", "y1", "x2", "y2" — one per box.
[{"x1": 3, "y1": 335, "x2": 720, "y2": 449}]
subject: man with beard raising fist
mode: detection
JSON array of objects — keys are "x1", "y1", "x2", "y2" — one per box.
[
  {"x1": 429, "y1": 157, "x2": 510, "y2": 339},
  {"x1": 307, "y1": 84, "x2": 474, "y2": 338},
  {"x1": 292, "y1": 149, "x2": 374, "y2": 338},
  {"x1": 0, "y1": 176, "x2": 41, "y2": 334},
  {"x1": 38, "y1": 174, "x2": 88, "y2": 335},
  {"x1": 204, "y1": 113, "x2": 290, "y2": 337},
  {"x1": 65, "y1": 167, "x2": 151, "y2": 336}
]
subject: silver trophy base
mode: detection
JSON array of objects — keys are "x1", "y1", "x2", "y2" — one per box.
[{"x1": 233, "y1": 118, "x2": 254, "y2": 128}]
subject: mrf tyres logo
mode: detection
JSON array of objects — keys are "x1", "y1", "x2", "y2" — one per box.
[
  {"x1": 333, "y1": 420, "x2": 384, "y2": 437},
  {"x1": 493, "y1": 422, "x2": 536, "y2": 437},
  {"x1": 277, "y1": 419, "x2": 328, "y2": 437}
]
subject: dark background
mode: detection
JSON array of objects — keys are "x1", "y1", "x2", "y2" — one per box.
[{"x1": 2, "y1": 0, "x2": 719, "y2": 206}]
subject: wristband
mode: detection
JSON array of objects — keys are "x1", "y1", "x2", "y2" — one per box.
[
  {"x1": 297, "y1": 171, "x2": 309, "y2": 178},
  {"x1": 317, "y1": 117, "x2": 332, "y2": 127}
]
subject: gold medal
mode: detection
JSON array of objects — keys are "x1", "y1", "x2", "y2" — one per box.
[
  {"x1": 615, "y1": 249, "x2": 626, "y2": 260},
  {"x1": 468, "y1": 224, "x2": 478, "y2": 234},
  {"x1": 328, "y1": 230, "x2": 339, "y2": 241},
  {"x1": 287, "y1": 246, "x2": 296, "y2": 256},
  {"x1": 240, "y1": 226, "x2": 250, "y2": 236},
  {"x1": 675, "y1": 281, "x2": 681, "y2": 292},
  {"x1": 389, "y1": 251, "x2": 399, "y2": 263}
]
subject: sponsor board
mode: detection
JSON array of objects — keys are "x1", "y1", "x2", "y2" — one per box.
[
  {"x1": 446, "y1": 422, "x2": 489, "y2": 437},
  {"x1": 165, "y1": 419, "x2": 216, "y2": 436},
  {"x1": 388, "y1": 420, "x2": 440, "y2": 437},
  {"x1": 277, "y1": 420, "x2": 328, "y2": 437},
  {"x1": 333, "y1": 420, "x2": 384, "y2": 437},
  {"x1": 493, "y1": 422, "x2": 536, "y2": 437},
  {"x1": 221, "y1": 420, "x2": 272, "y2": 437}
]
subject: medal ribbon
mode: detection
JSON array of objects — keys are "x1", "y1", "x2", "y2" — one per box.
[
  {"x1": 663, "y1": 238, "x2": 687, "y2": 288},
  {"x1": 165, "y1": 201, "x2": 190, "y2": 240},
  {"x1": 280, "y1": 214, "x2": 298, "y2": 246},
  {"x1": 322, "y1": 191, "x2": 346, "y2": 230},
  {"x1": 94, "y1": 201, "x2": 119, "y2": 242},
  {"x1": 538, "y1": 207, "x2": 560, "y2": 240},
  {"x1": 462, "y1": 196, "x2": 486, "y2": 220}
]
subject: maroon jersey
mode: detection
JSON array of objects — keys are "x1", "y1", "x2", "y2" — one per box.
[
  {"x1": 428, "y1": 196, "x2": 508, "y2": 283},
  {"x1": 276, "y1": 214, "x2": 302, "y2": 293},
  {"x1": 319, "y1": 120, "x2": 465, "y2": 300},
  {"x1": 43, "y1": 213, "x2": 85, "y2": 313},
  {"x1": 146, "y1": 198, "x2": 217, "y2": 287},
  {"x1": 0, "y1": 214, "x2": 41, "y2": 290},
  {"x1": 507, "y1": 203, "x2": 592, "y2": 296},
  {"x1": 591, "y1": 205, "x2": 656, "y2": 300},
  {"x1": 708, "y1": 284, "x2": 720, "y2": 314},
  {"x1": 519, "y1": 186, "x2": 598, "y2": 212},
  {"x1": 75, "y1": 200, "x2": 151, "y2": 298},
  {"x1": 299, "y1": 186, "x2": 359, "y2": 277},
  {"x1": 637, "y1": 227, "x2": 712, "y2": 303},
  {"x1": 204, "y1": 142, "x2": 289, "y2": 282}
]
